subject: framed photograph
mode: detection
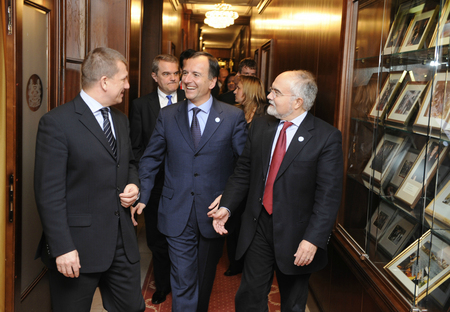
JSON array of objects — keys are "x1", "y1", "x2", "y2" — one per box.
[
  {"x1": 395, "y1": 140, "x2": 448, "y2": 208},
  {"x1": 400, "y1": 8, "x2": 438, "y2": 52},
  {"x1": 425, "y1": 179, "x2": 450, "y2": 226},
  {"x1": 430, "y1": 1, "x2": 450, "y2": 47},
  {"x1": 378, "y1": 212, "x2": 417, "y2": 257},
  {"x1": 384, "y1": 230, "x2": 450, "y2": 304},
  {"x1": 384, "y1": 2, "x2": 425, "y2": 55},
  {"x1": 390, "y1": 148, "x2": 420, "y2": 188},
  {"x1": 386, "y1": 82, "x2": 428, "y2": 125},
  {"x1": 363, "y1": 134, "x2": 405, "y2": 183},
  {"x1": 368, "y1": 71, "x2": 408, "y2": 119},
  {"x1": 414, "y1": 73, "x2": 450, "y2": 130},
  {"x1": 366, "y1": 202, "x2": 396, "y2": 240}
]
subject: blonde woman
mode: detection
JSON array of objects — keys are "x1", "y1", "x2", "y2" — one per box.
[{"x1": 234, "y1": 75, "x2": 267, "y2": 126}]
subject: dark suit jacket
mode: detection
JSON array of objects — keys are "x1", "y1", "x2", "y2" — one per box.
[
  {"x1": 218, "y1": 90, "x2": 237, "y2": 105},
  {"x1": 129, "y1": 89, "x2": 186, "y2": 162},
  {"x1": 34, "y1": 94, "x2": 140, "y2": 273},
  {"x1": 139, "y1": 98, "x2": 248, "y2": 239},
  {"x1": 220, "y1": 113, "x2": 343, "y2": 275}
]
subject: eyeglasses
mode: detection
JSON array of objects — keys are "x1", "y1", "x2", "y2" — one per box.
[{"x1": 268, "y1": 87, "x2": 294, "y2": 98}]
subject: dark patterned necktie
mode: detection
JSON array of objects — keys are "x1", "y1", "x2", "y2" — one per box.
[
  {"x1": 100, "y1": 108, "x2": 117, "y2": 158},
  {"x1": 167, "y1": 95, "x2": 173, "y2": 105},
  {"x1": 263, "y1": 121, "x2": 293, "y2": 214},
  {"x1": 191, "y1": 107, "x2": 201, "y2": 149}
]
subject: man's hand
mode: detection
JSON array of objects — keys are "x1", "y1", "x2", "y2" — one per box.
[
  {"x1": 56, "y1": 250, "x2": 81, "y2": 278},
  {"x1": 294, "y1": 240, "x2": 317, "y2": 267},
  {"x1": 119, "y1": 183, "x2": 139, "y2": 208},
  {"x1": 131, "y1": 203, "x2": 146, "y2": 226},
  {"x1": 207, "y1": 195, "x2": 229, "y2": 235}
]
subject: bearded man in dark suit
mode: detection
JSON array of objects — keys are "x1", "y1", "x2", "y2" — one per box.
[
  {"x1": 34, "y1": 47, "x2": 144, "y2": 312},
  {"x1": 129, "y1": 54, "x2": 185, "y2": 304},
  {"x1": 209, "y1": 70, "x2": 343, "y2": 312}
]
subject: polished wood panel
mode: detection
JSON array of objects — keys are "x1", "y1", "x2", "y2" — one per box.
[
  {"x1": 161, "y1": 0, "x2": 183, "y2": 55},
  {"x1": 250, "y1": 0, "x2": 344, "y2": 126},
  {"x1": 128, "y1": 0, "x2": 143, "y2": 107},
  {"x1": 65, "y1": 0, "x2": 85, "y2": 60},
  {"x1": 204, "y1": 48, "x2": 231, "y2": 59},
  {"x1": 64, "y1": 62, "x2": 81, "y2": 103},
  {"x1": 89, "y1": 0, "x2": 127, "y2": 56}
]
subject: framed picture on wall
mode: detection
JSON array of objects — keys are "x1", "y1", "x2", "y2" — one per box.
[
  {"x1": 366, "y1": 202, "x2": 397, "y2": 241},
  {"x1": 395, "y1": 140, "x2": 448, "y2": 208},
  {"x1": 386, "y1": 82, "x2": 428, "y2": 125},
  {"x1": 425, "y1": 178, "x2": 450, "y2": 226},
  {"x1": 400, "y1": 8, "x2": 438, "y2": 52},
  {"x1": 414, "y1": 73, "x2": 450, "y2": 130},
  {"x1": 378, "y1": 212, "x2": 417, "y2": 257},
  {"x1": 389, "y1": 148, "x2": 420, "y2": 189},
  {"x1": 260, "y1": 39, "x2": 274, "y2": 92},
  {"x1": 368, "y1": 71, "x2": 408, "y2": 119},
  {"x1": 383, "y1": 2, "x2": 425, "y2": 55},
  {"x1": 430, "y1": 0, "x2": 450, "y2": 47},
  {"x1": 362, "y1": 134, "x2": 405, "y2": 184},
  {"x1": 384, "y1": 230, "x2": 450, "y2": 304}
]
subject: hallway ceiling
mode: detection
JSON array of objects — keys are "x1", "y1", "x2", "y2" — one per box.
[{"x1": 180, "y1": 0, "x2": 261, "y2": 50}]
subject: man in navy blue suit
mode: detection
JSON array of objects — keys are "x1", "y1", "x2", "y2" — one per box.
[{"x1": 133, "y1": 52, "x2": 247, "y2": 312}]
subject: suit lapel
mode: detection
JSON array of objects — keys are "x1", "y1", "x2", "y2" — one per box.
[
  {"x1": 276, "y1": 113, "x2": 314, "y2": 179},
  {"x1": 197, "y1": 99, "x2": 222, "y2": 151},
  {"x1": 174, "y1": 100, "x2": 195, "y2": 150},
  {"x1": 110, "y1": 108, "x2": 122, "y2": 162},
  {"x1": 75, "y1": 95, "x2": 117, "y2": 160},
  {"x1": 148, "y1": 92, "x2": 161, "y2": 117},
  {"x1": 262, "y1": 116, "x2": 280, "y2": 179}
]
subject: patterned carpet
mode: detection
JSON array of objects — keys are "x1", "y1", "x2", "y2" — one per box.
[{"x1": 141, "y1": 251, "x2": 281, "y2": 311}]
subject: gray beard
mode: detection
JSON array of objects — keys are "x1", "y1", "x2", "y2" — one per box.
[{"x1": 267, "y1": 104, "x2": 293, "y2": 119}]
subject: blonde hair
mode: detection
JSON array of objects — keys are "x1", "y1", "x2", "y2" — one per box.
[{"x1": 238, "y1": 75, "x2": 266, "y2": 122}]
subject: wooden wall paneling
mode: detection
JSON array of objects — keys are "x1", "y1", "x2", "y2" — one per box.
[
  {"x1": 65, "y1": 0, "x2": 85, "y2": 60},
  {"x1": 140, "y1": 0, "x2": 162, "y2": 96},
  {"x1": 128, "y1": 0, "x2": 143, "y2": 105},
  {"x1": 203, "y1": 48, "x2": 231, "y2": 59},
  {"x1": 64, "y1": 62, "x2": 81, "y2": 103},
  {"x1": 161, "y1": 0, "x2": 182, "y2": 56}
]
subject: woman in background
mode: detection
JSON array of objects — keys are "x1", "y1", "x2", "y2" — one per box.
[{"x1": 234, "y1": 75, "x2": 267, "y2": 126}]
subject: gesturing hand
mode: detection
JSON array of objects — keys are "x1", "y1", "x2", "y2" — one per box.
[
  {"x1": 131, "y1": 203, "x2": 146, "y2": 226},
  {"x1": 207, "y1": 195, "x2": 229, "y2": 235}
]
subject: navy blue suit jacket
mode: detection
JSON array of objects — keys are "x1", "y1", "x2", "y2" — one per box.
[{"x1": 139, "y1": 98, "x2": 247, "y2": 238}]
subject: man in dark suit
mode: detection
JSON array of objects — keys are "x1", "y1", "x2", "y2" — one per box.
[
  {"x1": 218, "y1": 58, "x2": 257, "y2": 105},
  {"x1": 34, "y1": 47, "x2": 144, "y2": 312},
  {"x1": 133, "y1": 52, "x2": 247, "y2": 312},
  {"x1": 209, "y1": 70, "x2": 343, "y2": 311},
  {"x1": 129, "y1": 54, "x2": 185, "y2": 304}
]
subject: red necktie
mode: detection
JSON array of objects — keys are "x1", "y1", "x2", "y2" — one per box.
[{"x1": 263, "y1": 121, "x2": 293, "y2": 214}]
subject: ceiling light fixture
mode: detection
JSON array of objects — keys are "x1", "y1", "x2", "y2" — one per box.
[{"x1": 204, "y1": 1, "x2": 239, "y2": 29}]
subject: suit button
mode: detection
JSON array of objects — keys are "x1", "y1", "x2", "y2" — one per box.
[
  {"x1": 191, "y1": 192, "x2": 194, "y2": 196},
  {"x1": 194, "y1": 173, "x2": 199, "y2": 177},
  {"x1": 117, "y1": 164, "x2": 120, "y2": 168},
  {"x1": 116, "y1": 187, "x2": 120, "y2": 192},
  {"x1": 114, "y1": 211, "x2": 120, "y2": 216},
  {"x1": 258, "y1": 198, "x2": 262, "y2": 202},
  {"x1": 253, "y1": 218, "x2": 257, "y2": 222}
]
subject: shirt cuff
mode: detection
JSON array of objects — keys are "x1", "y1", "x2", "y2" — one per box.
[{"x1": 221, "y1": 207, "x2": 231, "y2": 217}]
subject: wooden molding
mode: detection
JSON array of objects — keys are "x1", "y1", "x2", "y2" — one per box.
[{"x1": 257, "y1": 0, "x2": 272, "y2": 14}]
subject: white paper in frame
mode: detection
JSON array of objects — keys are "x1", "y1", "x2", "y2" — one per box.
[
  {"x1": 369, "y1": 71, "x2": 408, "y2": 119},
  {"x1": 384, "y1": 3, "x2": 425, "y2": 55},
  {"x1": 386, "y1": 82, "x2": 428, "y2": 125},
  {"x1": 390, "y1": 148, "x2": 420, "y2": 188},
  {"x1": 400, "y1": 8, "x2": 438, "y2": 53},
  {"x1": 363, "y1": 134, "x2": 405, "y2": 183},
  {"x1": 395, "y1": 140, "x2": 448, "y2": 207},
  {"x1": 430, "y1": 0, "x2": 450, "y2": 47},
  {"x1": 414, "y1": 73, "x2": 450, "y2": 131},
  {"x1": 384, "y1": 230, "x2": 450, "y2": 304}
]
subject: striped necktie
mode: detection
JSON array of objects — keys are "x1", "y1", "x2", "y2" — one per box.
[
  {"x1": 100, "y1": 108, "x2": 117, "y2": 158},
  {"x1": 191, "y1": 107, "x2": 201, "y2": 149}
]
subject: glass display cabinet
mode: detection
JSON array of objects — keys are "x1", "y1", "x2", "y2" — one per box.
[{"x1": 340, "y1": 0, "x2": 450, "y2": 310}]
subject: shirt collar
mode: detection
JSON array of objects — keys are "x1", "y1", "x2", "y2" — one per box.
[
  {"x1": 187, "y1": 95, "x2": 213, "y2": 113},
  {"x1": 284, "y1": 111, "x2": 307, "y2": 128},
  {"x1": 157, "y1": 87, "x2": 178, "y2": 100},
  {"x1": 80, "y1": 90, "x2": 106, "y2": 113}
]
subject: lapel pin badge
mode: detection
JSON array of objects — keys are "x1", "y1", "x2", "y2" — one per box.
[
  {"x1": 298, "y1": 136, "x2": 304, "y2": 142},
  {"x1": 215, "y1": 117, "x2": 220, "y2": 123}
]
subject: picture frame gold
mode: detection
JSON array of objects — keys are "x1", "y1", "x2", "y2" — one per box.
[
  {"x1": 386, "y1": 81, "x2": 428, "y2": 125},
  {"x1": 400, "y1": 8, "x2": 438, "y2": 53},
  {"x1": 384, "y1": 230, "x2": 450, "y2": 304}
]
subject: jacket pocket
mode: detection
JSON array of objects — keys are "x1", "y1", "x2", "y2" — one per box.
[{"x1": 162, "y1": 186, "x2": 174, "y2": 199}]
